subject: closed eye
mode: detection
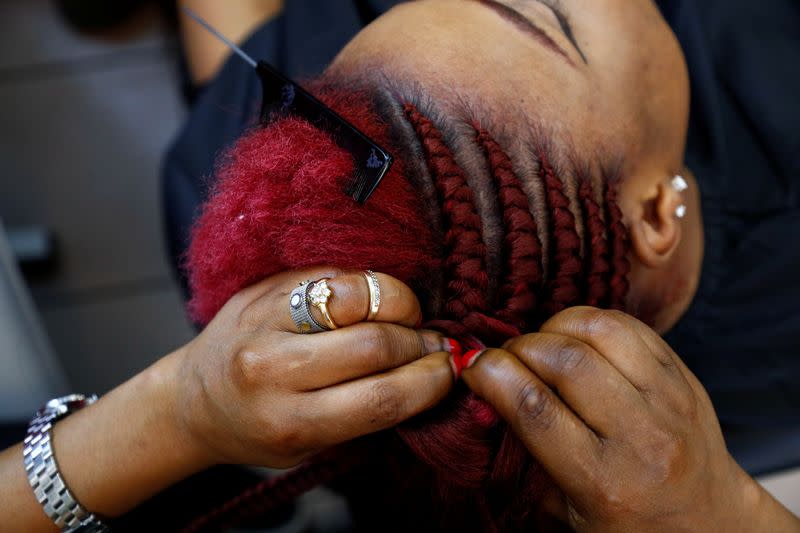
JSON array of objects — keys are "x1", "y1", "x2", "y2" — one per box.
[
  {"x1": 472, "y1": 0, "x2": 576, "y2": 66},
  {"x1": 527, "y1": 0, "x2": 588, "y2": 63}
]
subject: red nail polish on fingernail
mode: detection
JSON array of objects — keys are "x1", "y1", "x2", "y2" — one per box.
[
  {"x1": 447, "y1": 338, "x2": 463, "y2": 359},
  {"x1": 446, "y1": 339, "x2": 464, "y2": 380},
  {"x1": 462, "y1": 349, "x2": 486, "y2": 370},
  {"x1": 449, "y1": 354, "x2": 461, "y2": 380},
  {"x1": 415, "y1": 315, "x2": 424, "y2": 329}
]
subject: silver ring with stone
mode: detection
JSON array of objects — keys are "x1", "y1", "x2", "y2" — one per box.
[
  {"x1": 290, "y1": 282, "x2": 327, "y2": 334},
  {"x1": 363, "y1": 270, "x2": 381, "y2": 321}
]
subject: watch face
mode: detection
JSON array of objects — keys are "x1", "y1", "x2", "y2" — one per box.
[{"x1": 39, "y1": 394, "x2": 96, "y2": 417}]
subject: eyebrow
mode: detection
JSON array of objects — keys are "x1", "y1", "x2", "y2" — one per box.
[{"x1": 471, "y1": 0, "x2": 587, "y2": 65}]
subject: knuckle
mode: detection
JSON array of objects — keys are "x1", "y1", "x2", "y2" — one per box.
[
  {"x1": 360, "y1": 324, "x2": 395, "y2": 362},
  {"x1": 548, "y1": 338, "x2": 594, "y2": 376},
  {"x1": 268, "y1": 418, "x2": 307, "y2": 458},
  {"x1": 639, "y1": 429, "x2": 690, "y2": 483},
  {"x1": 593, "y1": 487, "x2": 630, "y2": 520},
  {"x1": 542, "y1": 305, "x2": 596, "y2": 331},
  {"x1": 542, "y1": 306, "x2": 628, "y2": 339},
  {"x1": 479, "y1": 348, "x2": 515, "y2": 373},
  {"x1": 583, "y1": 470, "x2": 632, "y2": 520},
  {"x1": 584, "y1": 308, "x2": 628, "y2": 337},
  {"x1": 672, "y1": 393, "x2": 699, "y2": 421},
  {"x1": 501, "y1": 334, "x2": 532, "y2": 354},
  {"x1": 230, "y1": 347, "x2": 270, "y2": 391},
  {"x1": 515, "y1": 380, "x2": 557, "y2": 430}
]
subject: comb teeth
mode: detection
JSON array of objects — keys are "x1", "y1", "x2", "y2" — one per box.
[
  {"x1": 255, "y1": 61, "x2": 393, "y2": 204},
  {"x1": 346, "y1": 167, "x2": 369, "y2": 203}
]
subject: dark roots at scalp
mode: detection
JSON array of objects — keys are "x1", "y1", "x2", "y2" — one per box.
[{"x1": 182, "y1": 84, "x2": 631, "y2": 533}]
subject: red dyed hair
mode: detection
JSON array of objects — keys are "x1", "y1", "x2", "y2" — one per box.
[
  {"x1": 187, "y1": 93, "x2": 438, "y2": 325},
  {"x1": 183, "y1": 86, "x2": 630, "y2": 532}
]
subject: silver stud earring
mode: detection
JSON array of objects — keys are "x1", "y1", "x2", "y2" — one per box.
[
  {"x1": 671, "y1": 175, "x2": 689, "y2": 192},
  {"x1": 671, "y1": 175, "x2": 688, "y2": 218}
]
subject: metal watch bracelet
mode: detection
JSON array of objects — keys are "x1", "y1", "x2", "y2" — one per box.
[{"x1": 23, "y1": 394, "x2": 111, "y2": 532}]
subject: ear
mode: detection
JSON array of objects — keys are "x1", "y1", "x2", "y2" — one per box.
[{"x1": 628, "y1": 180, "x2": 683, "y2": 268}]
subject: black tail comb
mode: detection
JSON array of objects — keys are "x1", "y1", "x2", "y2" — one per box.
[
  {"x1": 256, "y1": 61, "x2": 393, "y2": 203},
  {"x1": 183, "y1": 7, "x2": 393, "y2": 204}
]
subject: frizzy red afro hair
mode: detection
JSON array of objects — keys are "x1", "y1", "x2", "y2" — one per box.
[{"x1": 186, "y1": 90, "x2": 439, "y2": 325}]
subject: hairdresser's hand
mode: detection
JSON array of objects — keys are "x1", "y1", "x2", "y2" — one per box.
[
  {"x1": 174, "y1": 268, "x2": 454, "y2": 469},
  {"x1": 463, "y1": 307, "x2": 797, "y2": 532}
]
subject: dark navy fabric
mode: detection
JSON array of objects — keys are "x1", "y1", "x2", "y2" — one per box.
[
  {"x1": 163, "y1": 0, "x2": 800, "y2": 475},
  {"x1": 657, "y1": 0, "x2": 800, "y2": 475}
]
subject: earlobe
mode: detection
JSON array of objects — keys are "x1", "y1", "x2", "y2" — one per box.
[{"x1": 629, "y1": 181, "x2": 682, "y2": 268}]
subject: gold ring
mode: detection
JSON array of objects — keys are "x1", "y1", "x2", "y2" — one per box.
[
  {"x1": 307, "y1": 279, "x2": 337, "y2": 330},
  {"x1": 363, "y1": 270, "x2": 381, "y2": 321}
]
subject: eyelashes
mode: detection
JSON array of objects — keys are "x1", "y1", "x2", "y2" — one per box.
[{"x1": 523, "y1": 0, "x2": 589, "y2": 63}]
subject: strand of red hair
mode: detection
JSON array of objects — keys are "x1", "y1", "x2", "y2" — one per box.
[
  {"x1": 538, "y1": 150, "x2": 583, "y2": 314},
  {"x1": 604, "y1": 179, "x2": 631, "y2": 310},
  {"x1": 474, "y1": 126, "x2": 543, "y2": 331},
  {"x1": 578, "y1": 178, "x2": 612, "y2": 307}
]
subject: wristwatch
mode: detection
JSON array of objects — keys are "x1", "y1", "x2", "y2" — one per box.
[{"x1": 23, "y1": 394, "x2": 111, "y2": 532}]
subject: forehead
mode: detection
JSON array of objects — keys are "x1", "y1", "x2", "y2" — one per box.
[{"x1": 331, "y1": 0, "x2": 687, "y2": 164}]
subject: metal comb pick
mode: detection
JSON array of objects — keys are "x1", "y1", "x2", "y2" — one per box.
[{"x1": 182, "y1": 7, "x2": 393, "y2": 204}]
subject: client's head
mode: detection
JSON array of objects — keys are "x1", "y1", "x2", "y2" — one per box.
[
  {"x1": 185, "y1": 1, "x2": 698, "y2": 529},
  {"x1": 326, "y1": 0, "x2": 699, "y2": 333}
]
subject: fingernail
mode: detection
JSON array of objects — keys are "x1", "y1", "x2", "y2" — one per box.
[
  {"x1": 462, "y1": 349, "x2": 487, "y2": 370},
  {"x1": 445, "y1": 338, "x2": 464, "y2": 380},
  {"x1": 415, "y1": 314, "x2": 424, "y2": 329},
  {"x1": 419, "y1": 331, "x2": 443, "y2": 355},
  {"x1": 445, "y1": 338, "x2": 463, "y2": 358},
  {"x1": 449, "y1": 353, "x2": 461, "y2": 380}
]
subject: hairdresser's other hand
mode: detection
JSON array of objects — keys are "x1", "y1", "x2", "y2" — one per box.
[
  {"x1": 463, "y1": 307, "x2": 791, "y2": 532},
  {"x1": 174, "y1": 268, "x2": 454, "y2": 469}
]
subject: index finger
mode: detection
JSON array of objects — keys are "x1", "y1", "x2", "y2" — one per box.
[
  {"x1": 541, "y1": 307, "x2": 689, "y2": 389},
  {"x1": 540, "y1": 307, "x2": 702, "y2": 419},
  {"x1": 302, "y1": 351, "x2": 454, "y2": 446},
  {"x1": 462, "y1": 349, "x2": 603, "y2": 496}
]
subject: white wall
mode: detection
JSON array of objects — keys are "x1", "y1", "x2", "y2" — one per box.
[{"x1": 760, "y1": 468, "x2": 800, "y2": 518}]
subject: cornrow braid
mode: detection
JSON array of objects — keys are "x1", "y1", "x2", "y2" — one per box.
[
  {"x1": 578, "y1": 178, "x2": 611, "y2": 307},
  {"x1": 403, "y1": 103, "x2": 518, "y2": 342},
  {"x1": 538, "y1": 149, "x2": 583, "y2": 315},
  {"x1": 604, "y1": 179, "x2": 631, "y2": 310},
  {"x1": 474, "y1": 126, "x2": 543, "y2": 331}
]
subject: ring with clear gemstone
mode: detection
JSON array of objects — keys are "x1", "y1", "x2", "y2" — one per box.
[
  {"x1": 307, "y1": 279, "x2": 337, "y2": 329},
  {"x1": 308, "y1": 280, "x2": 332, "y2": 306}
]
